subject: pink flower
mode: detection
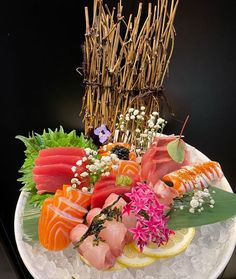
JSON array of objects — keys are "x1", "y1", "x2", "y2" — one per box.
[
  {"x1": 129, "y1": 221, "x2": 149, "y2": 242},
  {"x1": 122, "y1": 203, "x2": 132, "y2": 216},
  {"x1": 122, "y1": 182, "x2": 174, "y2": 252}
]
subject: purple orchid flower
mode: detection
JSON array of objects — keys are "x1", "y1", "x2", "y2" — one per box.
[{"x1": 94, "y1": 124, "x2": 111, "y2": 144}]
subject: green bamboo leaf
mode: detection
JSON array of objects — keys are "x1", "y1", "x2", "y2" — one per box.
[
  {"x1": 22, "y1": 196, "x2": 40, "y2": 242},
  {"x1": 167, "y1": 138, "x2": 185, "y2": 163},
  {"x1": 168, "y1": 187, "x2": 236, "y2": 230}
]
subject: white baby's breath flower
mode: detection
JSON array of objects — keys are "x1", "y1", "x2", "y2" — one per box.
[
  {"x1": 135, "y1": 128, "x2": 141, "y2": 133},
  {"x1": 76, "y1": 160, "x2": 83, "y2": 166},
  {"x1": 152, "y1": 111, "x2": 159, "y2": 116},
  {"x1": 120, "y1": 124, "x2": 124, "y2": 129},
  {"x1": 71, "y1": 166, "x2": 77, "y2": 173},
  {"x1": 130, "y1": 115, "x2": 135, "y2": 120},
  {"x1": 80, "y1": 172, "x2": 89, "y2": 177},
  {"x1": 141, "y1": 111, "x2": 145, "y2": 116},
  {"x1": 157, "y1": 118, "x2": 165, "y2": 124},
  {"x1": 140, "y1": 133, "x2": 148, "y2": 138},
  {"x1": 210, "y1": 199, "x2": 215, "y2": 205},
  {"x1": 133, "y1": 109, "x2": 139, "y2": 116},
  {"x1": 148, "y1": 122, "x2": 154, "y2": 128},
  {"x1": 129, "y1": 108, "x2": 134, "y2": 113},
  {"x1": 136, "y1": 115, "x2": 142, "y2": 120},
  {"x1": 82, "y1": 157, "x2": 87, "y2": 162},
  {"x1": 190, "y1": 199, "x2": 199, "y2": 208},
  {"x1": 141, "y1": 106, "x2": 145, "y2": 111},
  {"x1": 189, "y1": 208, "x2": 195, "y2": 214}
]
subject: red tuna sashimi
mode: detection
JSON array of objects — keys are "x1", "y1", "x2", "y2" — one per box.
[
  {"x1": 39, "y1": 147, "x2": 86, "y2": 157},
  {"x1": 35, "y1": 155, "x2": 83, "y2": 166},
  {"x1": 93, "y1": 174, "x2": 117, "y2": 191},
  {"x1": 91, "y1": 186, "x2": 131, "y2": 208},
  {"x1": 33, "y1": 164, "x2": 76, "y2": 176},
  {"x1": 141, "y1": 135, "x2": 190, "y2": 186},
  {"x1": 33, "y1": 163, "x2": 89, "y2": 193},
  {"x1": 35, "y1": 176, "x2": 72, "y2": 194}
]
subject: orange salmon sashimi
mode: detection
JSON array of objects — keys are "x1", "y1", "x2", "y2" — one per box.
[
  {"x1": 162, "y1": 161, "x2": 223, "y2": 194},
  {"x1": 113, "y1": 160, "x2": 141, "y2": 176},
  {"x1": 52, "y1": 196, "x2": 88, "y2": 219},
  {"x1": 39, "y1": 201, "x2": 83, "y2": 250},
  {"x1": 38, "y1": 185, "x2": 91, "y2": 251},
  {"x1": 62, "y1": 185, "x2": 92, "y2": 208}
]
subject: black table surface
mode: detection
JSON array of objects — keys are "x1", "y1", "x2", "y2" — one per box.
[{"x1": 0, "y1": 0, "x2": 236, "y2": 278}]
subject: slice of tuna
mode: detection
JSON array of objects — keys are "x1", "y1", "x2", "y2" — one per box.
[
  {"x1": 35, "y1": 175, "x2": 72, "y2": 194},
  {"x1": 39, "y1": 147, "x2": 86, "y2": 157},
  {"x1": 35, "y1": 155, "x2": 83, "y2": 166},
  {"x1": 91, "y1": 187, "x2": 131, "y2": 208},
  {"x1": 33, "y1": 164, "x2": 74, "y2": 176}
]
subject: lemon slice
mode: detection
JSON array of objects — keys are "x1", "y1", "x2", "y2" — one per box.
[
  {"x1": 80, "y1": 255, "x2": 125, "y2": 271},
  {"x1": 116, "y1": 243, "x2": 156, "y2": 268},
  {"x1": 134, "y1": 228, "x2": 195, "y2": 258}
]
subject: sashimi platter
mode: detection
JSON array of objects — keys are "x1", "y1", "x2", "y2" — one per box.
[{"x1": 15, "y1": 1, "x2": 236, "y2": 279}]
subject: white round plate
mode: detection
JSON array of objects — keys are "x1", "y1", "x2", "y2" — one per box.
[{"x1": 14, "y1": 144, "x2": 236, "y2": 279}]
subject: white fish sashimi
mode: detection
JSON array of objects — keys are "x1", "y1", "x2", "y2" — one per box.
[
  {"x1": 80, "y1": 236, "x2": 116, "y2": 270},
  {"x1": 99, "y1": 220, "x2": 127, "y2": 257},
  {"x1": 70, "y1": 224, "x2": 88, "y2": 244},
  {"x1": 102, "y1": 193, "x2": 127, "y2": 210},
  {"x1": 86, "y1": 208, "x2": 102, "y2": 225}
]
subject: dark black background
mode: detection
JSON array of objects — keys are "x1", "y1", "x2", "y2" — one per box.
[{"x1": 1, "y1": 0, "x2": 236, "y2": 278}]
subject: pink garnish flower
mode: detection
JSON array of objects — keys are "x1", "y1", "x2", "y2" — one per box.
[{"x1": 122, "y1": 182, "x2": 174, "y2": 252}]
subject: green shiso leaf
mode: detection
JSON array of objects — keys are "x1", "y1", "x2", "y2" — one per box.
[
  {"x1": 16, "y1": 126, "x2": 96, "y2": 205},
  {"x1": 167, "y1": 138, "x2": 185, "y2": 163},
  {"x1": 168, "y1": 186, "x2": 236, "y2": 230},
  {"x1": 22, "y1": 195, "x2": 41, "y2": 242}
]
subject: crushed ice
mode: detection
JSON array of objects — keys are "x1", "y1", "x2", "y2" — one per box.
[{"x1": 18, "y1": 219, "x2": 235, "y2": 279}]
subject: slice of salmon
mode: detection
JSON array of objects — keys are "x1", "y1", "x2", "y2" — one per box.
[
  {"x1": 53, "y1": 196, "x2": 88, "y2": 219},
  {"x1": 39, "y1": 147, "x2": 86, "y2": 157},
  {"x1": 38, "y1": 204, "x2": 83, "y2": 250},
  {"x1": 62, "y1": 185, "x2": 92, "y2": 208},
  {"x1": 114, "y1": 160, "x2": 141, "y2": 176},
  {"x1": 162, "y1": 161, "x2": 223, "y2": 193}
]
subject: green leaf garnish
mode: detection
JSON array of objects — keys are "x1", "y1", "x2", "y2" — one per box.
[
  {"x1": 168, "y1": 187, "x2": 236, "y2": 230},
  {"x1": 16, "y1": 126, "x2": 97, "y2": 206},
  {"x1": 22, "y1": 194, "x2": 41, "y2": 242},
  {"x1": 167, "y1": 138, "x2": 185, "y2": 163}
]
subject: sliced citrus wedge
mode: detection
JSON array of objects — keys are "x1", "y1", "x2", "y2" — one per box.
[
  {"x1": 134, "y1": 228, "x2": 195, "y2": 258},
  {"x1": 116, "y1": 243, "x2": 156, "y2": 268}
]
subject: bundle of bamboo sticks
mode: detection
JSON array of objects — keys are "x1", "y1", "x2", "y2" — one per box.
[{"x1": 81, "y1": 0, "x2": 179, "y2": 135}]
